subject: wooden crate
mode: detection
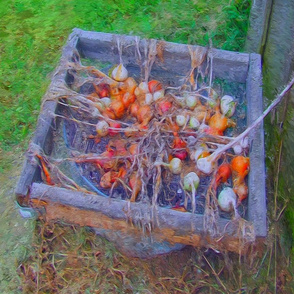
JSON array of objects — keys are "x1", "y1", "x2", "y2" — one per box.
[{"x1": 16, "y1": 29, "x2": 266, "y2": 258}]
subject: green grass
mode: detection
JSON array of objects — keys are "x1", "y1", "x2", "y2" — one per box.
[{"x1": 0, "y1": 0, "x2": 251, "y2": 152}]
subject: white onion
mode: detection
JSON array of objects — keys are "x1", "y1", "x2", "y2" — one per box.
[
  {"x1": 208, "y1": 88, "x2": 218, "y2": 108},
  {"x1": 168, "y1": 158, "x2": 182, "y2": 174},
  {"x1": 240, "y1": 137, "x2": 249, "y2": 149},
  {"x1": 153, "y1": 89, "x2": 165, "y2": 101},
  {"x1": 176, "y1": 115, "x2": 187, "y2": 127},
  {"x1": 96, "y1": 120, "x2": 109, "y2": 136},
  {"x1": 197, "y1": 156, "x2": 213, "y2": 174},
  {"x1": 183, "y1": 172, "x2": 199, "y2": 213},
  {"x1": 138, "y1": 82, "x2": 149, "y2": 93},
  {"x1": 189, "y1": 117, "x2": 200, "y2": 129},
  {"x1": 154, "y1": 158, "x2": 182, "y2": 174},
  {"x1": 220, "y1": 95, "x2": 236, "y2": 117},
  {"x1": 233, "y1": 144, "x2": 242, "y2": 155},
  {"x1": 100, "y1": 97, "x2": 111, "y2": 107},
  {"x1": 183, "y1": 172, "x2": 200, "y2": 191},
  {"x1": 218, "y1": 187, "x2": 237, "y2": 212},
  {"x1": 91, "y1": 107, "x2": 101, "y2": 118},
  {"x1": 185, "y1": 95, "x2": 198, "y2": 109},
  {"x1": 174, "y1": 96, "x2": 186, "y2": 107},
  {"x1": 111, "y1": 64, "x2": 128, "y2": 82},
  {"x1": 145, "y1": 93, "x2": 153, "y2": 105}
]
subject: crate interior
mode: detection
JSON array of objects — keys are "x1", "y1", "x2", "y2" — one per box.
[{"x1": 39, "y1": 34, "x2": 252, "y2": 221}]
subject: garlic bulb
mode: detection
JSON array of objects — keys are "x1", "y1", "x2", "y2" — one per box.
[
  {"x1": 112, "y1": 64, "x2": 128, "y2": 82},
  {"x1": 220, "y1": 95, "x2": 236, "y2": 117}
]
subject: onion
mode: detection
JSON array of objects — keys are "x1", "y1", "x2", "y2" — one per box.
[
  {"x1": 240, "y1": 137, "x2": 249, "y2": 149},
  {"x1": 208, "y1": 88, "x2": 218, "y2": 108},
  {"x1": 218, "y1": 187, "x2": 237, "y2": 212},
  {"x1": 137, "y1": 105, "x2": 152, "y2": 125},
  {"x1": 155, "y1": 158, "x2": 182, "y2": 174},
  {"x1": 100, "y1": 97, "x2": 111, "y2": 107},
  {"x1": 196, "y1": 157, "x2": 214, "y2": 174},
  {"x1": 233, "y1": 144, "x2": 242, "y2": 155},
  {"x1": 148, "y1": 80, "x2": 162, "y2": 93},
  {"x1": 109, "y1": 100, "x2": 125, "y2": 119},
  {"x1": 145, "y1": 93, "x2": 153, "y2": 105},
  {"x1": 176, "y1": 115, "x2": 187, "y2": 127},
  {"x1": 138, "y1": 82, "x2": 149, "y2": 93},
  {"x1": 158, "y1": 100, "x2": 172, "y2": 114},
  {"x1": 231, "y1": 156, "x2": 250, "y2": 178},
  {"x1": 111, "y1": 64, "x2": 128, "y2": 82},
  {"x1": 189, "y1": 117, "x2": 200, "y2": 129},
  {"x1": 183, "y1": 172, "x2": 200, "y2": 192},
  {"x1": 96, "y1": 120, "x2": 109, "y2": 136},
  {"x1": 130, "y1": 102, "x2": 140, "y2": 117},
  {"x1": 220, "y1": 95, "x2": 236, "y2": 117},
  {"x1": 185, "y1": 94, "x2": 198, "y2": 109},
  {"x1": 153, "y1": 89, "x2": 165, "y2": 101},
  {"x1": 121, "y1": 77, "x2": 137, "y2": 94},
  {"x1": 183, "y1": 172, "x2": 200, "y2": 213},
  {"x1": 108, "y1": 121, "x2": 121, "y2": 136},
  {"x1": 122, "y1": 92, "x2": 136, "y2": 108},
  {"x1": 174, "y1": 95, "x2": 186, "y2": 107}
]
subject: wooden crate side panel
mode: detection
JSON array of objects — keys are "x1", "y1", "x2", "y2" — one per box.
[
  {"x1": 246, "y1": 53, "x2": 267, "y2": 237},
  {"x1": 74, "y1": 29, "x2": 249, "y2": 83}
]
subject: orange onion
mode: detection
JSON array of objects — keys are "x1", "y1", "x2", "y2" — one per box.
[
  {"x1": 137, "y1": 105, "x2": 153, "y2": 125},
  {"x1": 148, "y1": 80, "x2": 162, "y2": 93},
  {"x1": 93, "y1": 83, "x2": 110, "y2": 98},
  {"x1": 122, "y1": 92, "x2": 136, "y2": 108},
  {"x1": 158, "y1": 100, "x2": 172, "y2": 114},
  {"x1": 120, "y1": 77, "x2": 137, "y2": 94},
  {"x1": 231, "y1": 156, "x2": 250, "y2": 179},
  {"x1": 109, "y1": 100, "x2": 125, "y2": 119},
  {"x1": 108, "y1": 121, "x2": 121, "y2": 136},
  {"x1": 130, "y1": 102, "x2": 140, "y2": 117},
  {"x1": 129, "y1": 172, "x2": 142, "y2": 202},
  {"x1": 214, "y1": 163, "x2": 231, "y2": 189}
]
